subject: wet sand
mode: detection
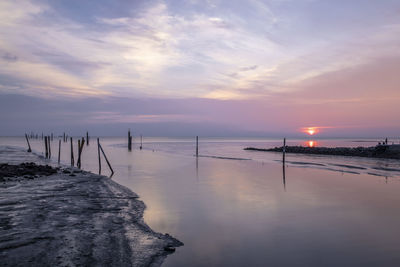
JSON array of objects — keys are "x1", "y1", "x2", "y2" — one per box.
[{"x1": 0, "y1": 147, "x2": 182, "y2": 266}]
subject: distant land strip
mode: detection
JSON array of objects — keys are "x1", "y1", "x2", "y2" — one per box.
[{"x1": 244, "y1": 145, "x2": 400, "y2": 160}]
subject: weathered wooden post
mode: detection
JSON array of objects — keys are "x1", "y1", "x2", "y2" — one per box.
[
  {"x1": 283, "y1": 138, "x2": 286, "y2": 163},
  {"x1": 77, "y1": 139, "x2": 81, "y2": 168},
  {"x1": 48, "y1": 136, "x2": 51, "y2": 159},
  {"x1": 25, "y1": 134, "x2": 32, "y2": 152},
  {"x1": 140, "y1": 135, "x2": 143, "y2": 150},
  {"x1": 97, "y1": 138, "x2": 101, "y2": 174},
  {"x1": 98, "y1": 140, "x2": 114, "y2": 175},
  {"x1": 70, "y1": 137, "x2": 74, "y2": 166},
  {"x1": 44, "y1": 136, "x2": 48, "y2": 158},
  {"x1": 77, "y1": 137, "x2": 85, "y2": 168},
  {"x1": 58, "y1": 139, "x2": 61, "y2": 164},
  {"x1": 195, "y1": 136, "x2": 198, "y2": 156},
  {"x1": 128, "y1": 130, "x2": 132, "y2": 151},
  {"x1": 86, "y1": 131, "x2": 89, "y2": 145}
]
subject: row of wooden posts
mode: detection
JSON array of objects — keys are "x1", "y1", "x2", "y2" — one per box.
[
  {"x1": 126, "y1": 134, "x2": 286, "y2": 160},
  {"x1": 26, "y1": 131, "x2": 287, "y2": 175},
  {"x1": 24, "y1": 132, "x2": 114, "y2": 176},
  {"x1": 26, "y1": 132, "x2": 54, "y2": 141},
  {"x1": 128, "y1": 130, "x2": 143, "y2": 151}
]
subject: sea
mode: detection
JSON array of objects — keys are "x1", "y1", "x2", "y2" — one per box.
[{"x1": 1, "y1": 136, "x2": 400, "y2": 266}]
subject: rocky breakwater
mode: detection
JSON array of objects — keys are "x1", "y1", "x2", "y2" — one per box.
[{"x1": 244, "y1": 144, "x2": 400, "y2": 160}]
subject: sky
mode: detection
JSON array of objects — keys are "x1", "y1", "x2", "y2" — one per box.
[{"x1": 0, "y1": 0, "x2": 400, "y2": 137}]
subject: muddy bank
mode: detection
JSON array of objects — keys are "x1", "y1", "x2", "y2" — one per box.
[
  {"x1": 0, "y1": 162, "x2": 57, "y2": 182},
  {"x1": 245, "y1": 145, "x2": 400, "y2": 159},
  {"x1": 0, "y1": 148, "x2": 182, "y2": 267}
]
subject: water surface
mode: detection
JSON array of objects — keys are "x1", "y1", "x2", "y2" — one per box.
[{"x1": 2, "y1": 136, "x2": 400, "y2": 266}]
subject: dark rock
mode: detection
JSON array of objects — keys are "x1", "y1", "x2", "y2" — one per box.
[
  {"x1": 0, "y1": 163, "x2": 58, "y2": 182},
  {"x1": 244, "y1": 145, "x2": 400, "y2": 160},
  {"x1": 164, "y1": 246, "x2": 176, "y2": 252}
]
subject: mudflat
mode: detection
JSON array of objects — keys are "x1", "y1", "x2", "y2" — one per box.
[{"x1": 0, "y1": 148, "x2": 182, "y2": 267}]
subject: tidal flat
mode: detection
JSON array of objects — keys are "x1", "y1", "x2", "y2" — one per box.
[{"x1": 0, "y1": 147, "x2": 182, "y2": 266}]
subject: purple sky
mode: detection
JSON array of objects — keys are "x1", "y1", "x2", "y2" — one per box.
[{"x1": 1, "y1": 0, "x2": 400, "y2": 137}]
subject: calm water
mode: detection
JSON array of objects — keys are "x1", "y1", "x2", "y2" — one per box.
[{"x1": 2, "y1": 136, "x2": 400, "y2": 266}]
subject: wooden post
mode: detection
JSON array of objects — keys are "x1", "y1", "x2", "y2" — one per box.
[
  {"x1": 128, "y1": 130, "x2": 132, "y2": 151},
  {"x1": 58, "y1": 139, "x2": 61, "y2": 164},
  {"x1": 97, "y1": 138, "x2": 101, "y2": 174},
  {"x1": 25, "y1": 134, "x2": 32, "y2": 152},
  {"x1": 98, "y1": 141, "x2": 114, "y2": 175},
  {"x1": 51, "y1": 133, "x2": 53, "y2": 141},
  {"x1": 140, "y1": 135, "x2": 143, "y2": 150},
  {"x1": 196, "y1": 136, "x2": 199, "y2": 157},
  {"x1": 283, "y1": 138, "x2": 286, "y2": 163},
  {"x1": 80, "y1": 138, "x2": 84, "y2": 163},
  {"x1": 48, "y1": 136, "x2": 51, "y2": 159},
  {"x1": 63, "y1": 132, "x2": 65, "y2": 143},
  {"x1": 77, "y1": 137, "x2": 84, "y2": 168},
  {"x1": 70, "y1": 137, "x2": 74, "y2": 166},
  {"x1": 77, "y1": 139, "x2": 81, "y2": 168},
  {"x1": 44, "y1": 136, "x2": 48, "y2": 158},
  {"x1": 282, "y1": 138, "x2": 286, "y2": 191},
  {"x1": 86, "y1": 131, "x2": 89, "y2": 145}
]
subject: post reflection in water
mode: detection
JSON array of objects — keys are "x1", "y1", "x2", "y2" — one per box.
[
  {"x1": 195, "y1": 157, "x2": 199, "y2": 181},
  {"x1": 282, "y1": 162, "x2": 286, "y2": 191}
]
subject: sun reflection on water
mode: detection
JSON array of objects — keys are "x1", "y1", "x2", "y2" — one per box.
[{"x1": 306, "y1": 140, "x2": 317, "y2": 147}]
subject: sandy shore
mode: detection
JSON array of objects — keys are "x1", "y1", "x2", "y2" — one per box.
[{"x1": 0, "y1": 146, "x2": 182, "y2": 266}]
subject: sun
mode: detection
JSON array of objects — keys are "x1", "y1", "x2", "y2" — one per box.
[{"x1": 302, "y1": 127, "x2": 319, "y2": 136}]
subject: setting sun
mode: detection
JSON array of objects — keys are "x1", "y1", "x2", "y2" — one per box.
[{"x1": 302, "y1": 127, "x2": 319, "y2": 136}]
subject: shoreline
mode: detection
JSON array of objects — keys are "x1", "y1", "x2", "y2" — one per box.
[
  {"x1": 245, "y1": 145, "x2": 400, "y2": 160},
  {"x1": 0, "y1": 146, "x2": 183, "y2": 266}
]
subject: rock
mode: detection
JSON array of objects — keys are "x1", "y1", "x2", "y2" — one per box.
[{"x1": 164, "y1": 246, "x2": 176, "y2": 252}]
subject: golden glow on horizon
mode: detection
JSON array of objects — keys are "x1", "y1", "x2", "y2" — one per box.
[{"x1": 302, "y1": 127, "x2": 319, "y2": 136}]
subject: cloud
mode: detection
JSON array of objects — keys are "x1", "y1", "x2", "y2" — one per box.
[
  {"x1": 1, "y1": 52, "x2": 18, "y2": 62},
  {"x1": 0, "y1": 0, "x2": 400, "y2": 103}
]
